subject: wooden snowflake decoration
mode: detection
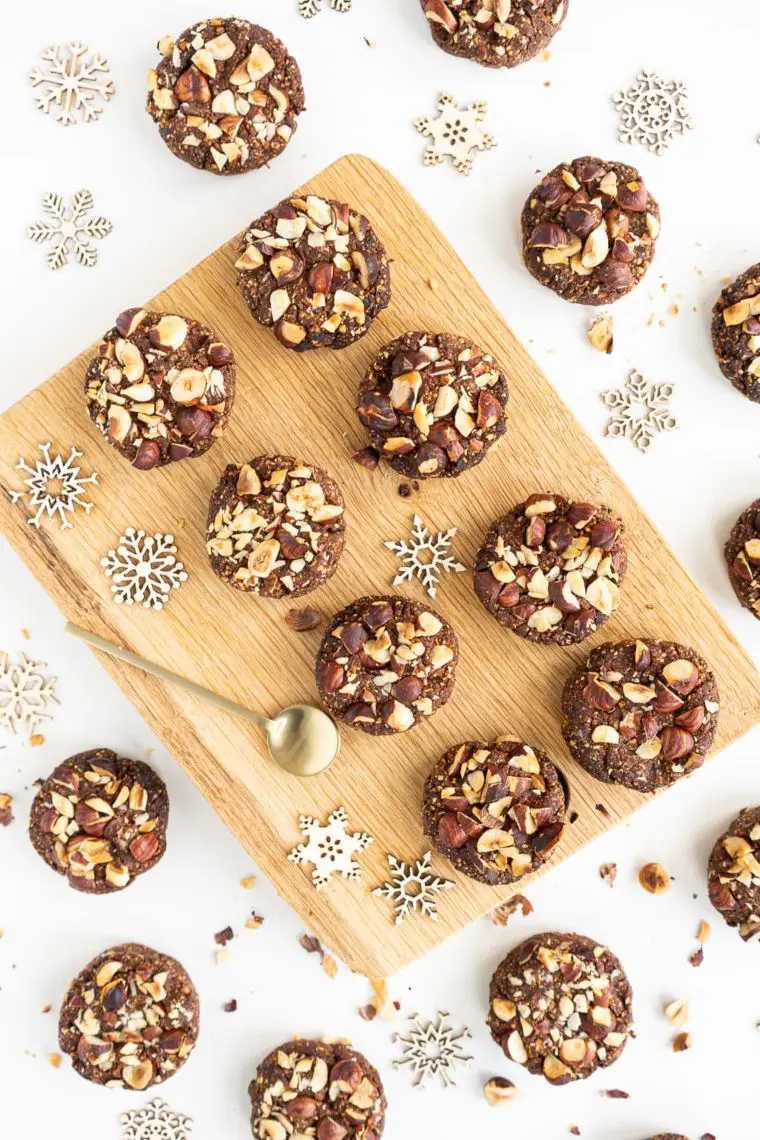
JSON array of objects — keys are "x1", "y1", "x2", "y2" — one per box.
[
  {"x1": 601, "y1": 369, "x2": 677, "y2": 452},
  {"x1": 288, "y1": 807, "x2": 373, "y2": 890},
  {"x1": 393, "y1": 1013, "x2": 472, "y2": 1088},
  {"x1": 415, "y1": 93, "x2": 496, "y2": 175},
  {"x1": 0, "y1": 653, "x2": 59, "y2": 736},
  {"x1": 8, "y1": 442, "x2": 98, "y2": 530},
  {"x1": 299, "y1": 0, "x2": 352, "y2": 13},
  {"x1": 30, "y1": 42, "x2": 115, "y2": 126},
  {"x1": 384, "y1": 514, "x2": 465, "y2": 598},
  {"x1": 27, "y1": 190, "x2": 113, "y2": 270},
  {"x1": 102, "y1": 528, "x2": 188, "y2": 610},
  {"x1": 121, "y1": 1098, "x2": 193, "y2": 1140},
  {"x1": 372, "y1": 851, "x2": 454, "y2": 925},
  {"x1": 613, "y1": 71, "x2": 694, "y2": 156}
]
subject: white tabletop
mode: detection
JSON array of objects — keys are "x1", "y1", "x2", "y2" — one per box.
[{"x1": 2, "y1": 1, "x2": 760, "y2": 1137}]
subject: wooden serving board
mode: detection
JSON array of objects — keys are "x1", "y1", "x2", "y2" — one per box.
[{"x1": 2, "y1": 154, "x2": 759, "y2": 977}]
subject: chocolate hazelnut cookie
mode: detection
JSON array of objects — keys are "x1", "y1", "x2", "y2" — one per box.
[
  {"x1": 59, "y1": 943, "x2": 199, "y2": 1089},
  {"x1": 249, "y1": 1039, "x2": 386, "y2": 1140},
  {"x1": 521, "y1": 156, "x2": 660, "y2": 305},
  {"x1": 646, "y1": 1136, "x2": 689, "y2": 1139},
  {"x1": 474, "y1": 494, "x2": 626, "y2": 644},
  {"x1": 29, "y1": 749, "x2": 168, "y2": 894},
  {"x1": 561, "y1": 639, "x2": 720, "y2": 792},
  {"x1": 725, "y1": 498, "x2": 760, "y2": 618},
  {"x1": 357, "y1": 331, "x2": 508, "y2": 480},
  {"x1": 84, "y1": 308, "x2": 234, "y2": 470},
  {"x1": 711, "y1": 264, "x2": 760, "y2": 400},
  {"x1": 423, "y1": 737, "x2": 565, "y2": 884},
  {"x1": 707, "y1": 806, "x2": 760, "y2": 943},
  {"x1": 487, "y1": 931, "x2": 634, "y2": 1085},
  {"x1": 421, "y1": 0, "x2": 568, "y2": 68},
  {"x1": 236, "y1": 195, "x2": 391, "y2": 351},
  {"x1": 146, "y1": 17, "x2": 304, "y2": 175},
  {"x1": 206, "y1": 456, "x2": 345, "y2": 597},
  {"x1": 316, "y1": 595, "x2": 458, "y2": 734}
]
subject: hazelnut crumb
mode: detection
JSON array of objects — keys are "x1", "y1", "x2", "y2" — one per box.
[
  {"x1": 29, "y1": 733, "x2": 45, "y2": 747},
  {"x1": 21, "y1": 628, "x2": 30, "y2": 640},
  {"x1": 240, "y1": 874, "x2": 257, "y2": 889},
  {"x1": 672, "y1": 1031, "x2": 691, "y2": 1052},
  {"x1": 483, "y1": 1076, "x2": 518, "y2": 1106},
  {"x1": 41, "y1": 1004, "x2": 52, "y2": 1014},
  {"x1": 215, "y1": 948, "x2": 230, "y2": 965},
  {"x1": 696, "y1": 920, "x2": 711, "y2": 944},
  {"x1": 598, "y1": 862, "x2": 617, "y2": 887},
  {"x1": 321, "y1": 954, "x2": 339, "y2": 980},
  {"x1": 245, "y1": 913, "x2": 264, "y2": 930},
  {"x1": 663, "y1": 998, "x2": 690, "y2": 1025},
  {"x1": 490, "y1": 894, "x2": 533, "y2": 926},
  {"x1": 48, "y1": 1053, "x2": 61, "y2": 1069},
  {"x1": 638, "y1": 862, "x2": 670, "y2": 894}
]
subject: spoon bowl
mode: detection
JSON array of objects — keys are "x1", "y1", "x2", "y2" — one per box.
[{"x1": 266, "y1": 704, "x2": 340, "y2": 777}]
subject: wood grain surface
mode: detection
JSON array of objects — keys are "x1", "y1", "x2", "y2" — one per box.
[{"x1": 2, "y1": 154, "x2": 759, "y2": 977}]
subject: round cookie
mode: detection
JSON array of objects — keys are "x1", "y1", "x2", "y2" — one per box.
[
  {"x1": 725, "y1": 498, "x2": 760, "y2": 619},
  {"x1": 646, "y1": 1135, "x2": 689, "y2": 1139},
  {"x1": 420, "y1": 0, "x2": 568, "y2": 68},
  {"x1": 249, "y1": 1039, "x2": 386, "y2": 1140},
  {"x1": 146, "y1": 17, "x2": 304, "y2": 176},
  {"x1": 235, "y1": 195, "x2": 391, "y2": 351},
  {"x1": 357, "y1": 331, "x2": 509, "y2": 480},
  {"x1": 561, "y1": 639, "x2": 720, "y2": 792},
  {"x1": 29, "y1": 749, "x2": 168, "y2": 894},
  {"x1": 206, "y1": 456, "x2": 345, "y2": 598},
  {"x1": 487, "y1": 931, "x2": 634, "y2": 1085},
  {"x1": 707, "y1": 806, "x2": 760, "y2": 943},
  {"x1": 59, "y1": 943, "x2": 199, "y2": 1089},
  {"x1": 711, "y1": 264, "x2": 760, "y2": 400},
  {"x1": 84, "y1": 308, "x2": 235, "y2": 470},
  {"x1": 521, "y1": 156, "x2": 660, "y2": 305},
  {"x1": 315, "y1": 595, "x2": 458, "y2": 735},
  {"x1": 474, "y1": 493, "x2": 626, "y2": 645},
  {"x1": 423, "y1": 737, "x2": 565, "y2": 884}
]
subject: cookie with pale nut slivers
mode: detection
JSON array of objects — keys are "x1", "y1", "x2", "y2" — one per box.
[
  {"x1": 423, "y1": 737, "x2": 565, "y2": 884},
  {"x1": 206, "y1": 455, "x2": 345, "y2": 598},
  {"x1": 711, "y1": 263, "x2": 760, "y2": 401},
  {"x1": 474, "y1": 493, "x2": 626, "y2": 645},
  {"x1": 249, "y1": 1038, "x2": 386, "y2": 1140},
  {"x1": 561, "y1": 639, "x2": 720, "y2": 793},
  {"x1": 235, "y1": 194, "x2": 391, "y2": 351},
  {"x1": 29, "y1": 748, "x2": 168, "y2": 894},
  {"x1": 84, "y1": 308, "x2": 235, "y2": 470},
  {"x1": 58, "y1": 942, "x2": 199, "y2": 1090},
  {"x1": 521, "y1": 156, "x2": 660, "y2": 305},
  {"x1": 146, "y1": 17, "x2": 304, "y2": 175},
  {"x1": 707, "y1": 806, "x2": 760, "y2": 943},
  {"x1": 357, "y1": 331, "x2": 509, "y2": 480},
  {"x1": 421, "y1": 0, "x2": 569, "y2": 68},
  {"x1": 487, "y1": 931, "x2": 633, "y2": 1085},
  {"x1": 725, "y1": 497, "x2": 760, "y2": 618},
  {"x1": 315, "y1": 594, "x2": 458, "y2": 735}
]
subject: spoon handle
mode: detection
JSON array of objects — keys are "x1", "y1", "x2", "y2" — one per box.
[{"x1": 64, "y1": 623, "x2": 270, "y2": 731}]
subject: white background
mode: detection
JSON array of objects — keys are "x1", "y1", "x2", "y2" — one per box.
[{"x1": 2, "y1": 1, "x2": 760, "y2": 1137}]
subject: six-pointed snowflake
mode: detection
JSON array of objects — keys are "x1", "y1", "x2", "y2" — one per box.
[
  {"x1": 30, "y1": 42, "x2": 115, "y2": 126},
  {"x1": 288, "y1": 807, "x2": 373, "y2": 890},
  {"x1": 27, "y1": 190, "x2": 113, "y2": 270},
  {"x1": 8, "y1": 442, "x2": 98, "y2": 530},
  {"x1": 372, "y1": 851, "x2": 454, "y2": 925},
  {"x1": 393, "y1": 1013, "x2": 472, "y2": 1088},
  {"x1": 121, "y1": 1098, "x2": 193, "y2": 1140},
  {"x1": 601, "y1": 369, "x2": 678, "y2": 453},
  {"x1": 415, "y1": 94, "x2": 496, "y2": 175},
  {"x1": 102, "y1": 528, "x2": 188, "y2": 610},
  {"x1": 0, "y1": 653, "x2": 59, "y2": 736},
  {"x1": 385, "y1": 514, "x2": 465, "y2": 598},
  {"x1": 299, "y1": 0, "x2": 352, "y2": 14},
  {"x1": 613, "y1": 70, "x2": 694, "y2": 156}
]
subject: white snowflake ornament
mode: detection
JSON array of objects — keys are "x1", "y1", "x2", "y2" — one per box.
[
  {"x1": 372, "y1": 851, "x2": 454, "y2": 925},
  {"x1": 121, "y1": 1098, "x2": 193, "y2": 1140},
  {"x1": 393, "y1": 1013, "x2": 472, "y2": 1088},
  {"x1": 30, "y1": 42, "x2": 114, "y2": 126},
  {"x1": 299, "y1": 0, "x2": 352, "y2": 14},
  {"x1": 601, "y1": 369, "x2": 677, "y2": 452},
  {"x1": 613, "y1": 71, "x2": 694, "y2": 156},
  {"x1": 27, "y1": 190, "x2": 112, "y2": 270},
  {"x1": 415, "y1": 94, "x2": 496, "y2": 175},
  {"x1": 288, "y1": 807, "x2": 373, "y2": 890},
  {"x1": 0, "y1": 653, "x2": 59, "y2": 736},
  {"x1": 384, "y1": 514, "x2": 465, "y2": 598},
  {"x1": 8, "y1": 442, "x2": 98, "y2": 530},
  {"x1": 102, "y1": 528, "x2": 188, "y2": 610}
]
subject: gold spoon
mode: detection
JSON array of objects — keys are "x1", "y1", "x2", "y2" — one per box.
[{"x1": 64, "y1": 622, "x2": 340, "y2": 777}]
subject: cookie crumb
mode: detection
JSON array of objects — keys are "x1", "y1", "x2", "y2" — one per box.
[{"x1": 598, "y1": 862, "x2": 617, "y2": 887}]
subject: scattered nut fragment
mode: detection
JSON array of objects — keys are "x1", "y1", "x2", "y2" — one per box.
[
  {"x1": 48, "y1": 1053, "x2": 62, "y2": 1069},
  {"x1": 639, "y1": 862, "x2": 670, "y2": 894},
  {"x1": 286, "y1": 606, "x2": 322, "y2": 632},
  {"x1": 215, "y1": 925, "x2": 234, "y2": 946},
  {"x1": 245, "y1": 912, "x2": 264, "y2": 930},
  {"x1": 490, "y1": 894, "x2": 533, "y2": 926},
  {"x1": 29, "y1": 733, "x2": 45, "y2": 747},
  {"x1": 0, "y1": 793, "x2": 13, "y2": 826},
  {"x1": 321, "y1": 954, "x2": 339, "y2": 980},
  {"x1": 351, "y1": 445, "x2": 380, "y2": 471},
  {"x1": 672, "y1": 1031, "x2": 691, "y2": 1052},
  {"x1": 599, "y1": 1089, "x2": 630, "y2": 1099},
  {"x1": 358, "y1": 977, "x2": 397, "y2": 1023},
  {"x1": 689, "y1": 946, "x2": 704, "y2": 968},
  {"x1": 663, "y1": 999, "x2": 690, "y2": 1026},
  {"x1": 483, "y1": 1076, "x2": 519, "y2": 1106},
  {"x1": 696, "y1": 920, "x2": 711, "y2": 944},
  {"x1": 598, "y1": 862, "x2": 617, "y2": 887},
  {"x1": 240, "y1": 874, "x2": 257, "y2": 889},
  {"x1": 587, "y1": 313, "x2": 614, "y2": 353}
]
